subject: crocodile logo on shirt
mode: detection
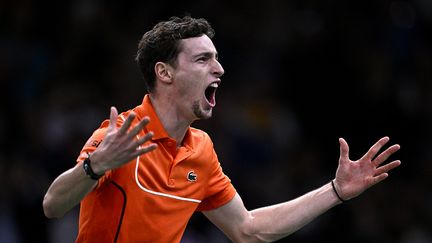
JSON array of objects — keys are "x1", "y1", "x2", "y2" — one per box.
[{"x1": 187, "y1": 171, "x2": 197, "y2": 182}]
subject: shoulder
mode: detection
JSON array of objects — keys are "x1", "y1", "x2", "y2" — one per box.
[
  {"x1": 82, "y1": 108, "x2": 134, "y2": 151},
  {"x1": 189, "y1": 127, "x2": 213, "y2": 145},
  {"x1": 187, "y1": 127, "x2": 220, "y2": 163}
]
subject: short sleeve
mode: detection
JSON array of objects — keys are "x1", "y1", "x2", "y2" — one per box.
[
  {"x1": 76, "y1": 120, "x2": 111, "y2": 188},
  {"x1": 196, "y1": 144, "x2": 236, "y2": 211},
  {"x1": 76, "y1": 124, "x2": 108, "y2": 164}
]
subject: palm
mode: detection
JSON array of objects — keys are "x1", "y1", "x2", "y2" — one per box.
[
  {"x1": 90, "y1": 107, "x2": 157, "y2": 173},
  {"x1": 334, "y1": 137, "x2": 401, "y2": 200}
]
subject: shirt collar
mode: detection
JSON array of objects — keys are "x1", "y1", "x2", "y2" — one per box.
[
  {"x1": 136, "y1": 94, "x2": 170, "y2": 141},
  {"x1": 136, "y1": 95, "x2": 194, "y2": 151}
]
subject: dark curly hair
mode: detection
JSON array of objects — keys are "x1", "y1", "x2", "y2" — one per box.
[{"x1": 135, "y1": 16, "x2": 215, "y2": 92}]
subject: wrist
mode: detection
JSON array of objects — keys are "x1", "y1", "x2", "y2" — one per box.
[
  {"x1": 87, "y1": 152, "x2": 107, "y2": 175},
  {"x1": 331, "y1": 180, "x2": 346, "y2": 203},
  {"x1": 83, "y1": 154, "x2": 105, "y2": 180}
]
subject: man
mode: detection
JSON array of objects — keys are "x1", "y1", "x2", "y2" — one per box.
[{"x1": 43, "y1": 16, "x2": 401, "y2": 242}]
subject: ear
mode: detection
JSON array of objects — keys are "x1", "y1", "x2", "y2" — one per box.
[{"x1": 154, "y1": 62, "x2": 173, "y2": 84}]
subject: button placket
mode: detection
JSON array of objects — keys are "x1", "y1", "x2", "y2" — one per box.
[{"x1": 165, "y1": 139, "x2": 177, "y2": 186}]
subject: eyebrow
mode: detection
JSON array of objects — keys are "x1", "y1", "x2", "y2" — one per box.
[{"x1": 192, "y1": 51, "x2": 218, "y2": 60}]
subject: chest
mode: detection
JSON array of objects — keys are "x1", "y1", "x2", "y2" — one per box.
[{"x1": 113, "y1": 141, "x2": 214, "y2": 204}]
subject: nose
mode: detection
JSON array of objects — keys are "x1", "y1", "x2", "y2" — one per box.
[{"x1": 212, "y1": 59, "x2": 224, "y2": 78}]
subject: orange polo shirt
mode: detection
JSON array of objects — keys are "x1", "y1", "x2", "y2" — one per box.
[{"x1": 75, "y1": 95, "x2": 236, "y2": 243}]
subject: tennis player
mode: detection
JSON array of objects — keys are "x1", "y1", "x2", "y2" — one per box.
[{"x1": 43, "y1": 16, "x2": 401, "y2": 242}]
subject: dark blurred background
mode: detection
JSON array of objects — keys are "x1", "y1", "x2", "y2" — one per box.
[{"x1": 1, "y1": 0, "x2": 431, "y2": 242}]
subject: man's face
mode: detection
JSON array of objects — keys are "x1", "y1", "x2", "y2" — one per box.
[{"x1": 171, "y1": 35, "x2": 224, "y2": 120}]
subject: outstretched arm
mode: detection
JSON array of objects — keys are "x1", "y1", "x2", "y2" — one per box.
[
  {"x1": 42, "y1": 107, "x2": 157, "y2": 218},
  {"x1": 204, "y1": 136, "x2": 401, "y2": 243}
]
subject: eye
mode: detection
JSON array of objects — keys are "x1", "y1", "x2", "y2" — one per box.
[{"x1": 196, "y1": 57, "x2": 207, "y2": 63}]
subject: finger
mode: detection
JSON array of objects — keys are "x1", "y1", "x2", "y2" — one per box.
[
  {"x1": 108, "y1": 106, "x2": 118, "y2": 130},
  {"x1": 370, "y1": 173, "x2": 389, "y2": 186},
  {"x1": 339, "y1": 138, "x2": 350, "y2": 164},
  {"x1": 362, "y1": 136, "x2": 390, "y2": 161},
  {"x1": 126, "y1": 117, "x2": 151, "y2": 140},
  {"x1": 372, "y1": 144, "x2": 400, "y2": 166},
  {"x1": 135, "y1": 131, "x2": 154, "y2": 146},
  {"x1": 132, "y1": 143, "x2": 158, "y2": 157},
  {"x1": 127, "y1": 131, "x2": 154, "y2": 151},
  {"x1": 375, "y1": 160, "x2": 401, "y2": 175},
  {"x1": 118, "y1": 112, "x2": 136, "y2": 135}
]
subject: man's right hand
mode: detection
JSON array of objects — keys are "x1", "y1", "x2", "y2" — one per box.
[
  {"x1": 89, "y1": 106, "x2": 158, "y2": 175},
  {"x1": 43, "y1": 106, "x2": 157, "y2": 218}
]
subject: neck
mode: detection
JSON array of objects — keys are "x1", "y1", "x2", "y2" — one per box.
[{"x1": 149, "y1": 93, "x2": 193, "y2": 145}]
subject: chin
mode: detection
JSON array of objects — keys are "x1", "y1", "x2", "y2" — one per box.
[
  {"x1": 196, "y1": 109, "x2": 213, "y2": 120},
  {"x1": 192, "y1": 101, "x2": 213, "y2": 120}
]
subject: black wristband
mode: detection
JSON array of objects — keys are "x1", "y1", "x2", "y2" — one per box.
[
  {"x1": 331, "y1": 180, "x2": 346, "y2": 202},
  {"x1": 83, "y1": 156, "x2": 104, "y2": 180}
]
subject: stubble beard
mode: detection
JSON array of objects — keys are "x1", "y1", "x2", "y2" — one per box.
[{"x1": 192, "y1": 100, "x2": 212, "y2": 120}]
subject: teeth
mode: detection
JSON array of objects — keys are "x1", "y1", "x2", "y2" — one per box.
[{"x1": 209, "y1": 83, "x2": 218, "y2": 88}]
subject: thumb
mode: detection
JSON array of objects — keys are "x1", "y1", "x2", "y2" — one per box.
[
  {"x1": 109, "y1": 106, "x2": 118, "y2": 130},
  {"x1": 339, "y1": 137, "x2": 350, "y2": 164}
]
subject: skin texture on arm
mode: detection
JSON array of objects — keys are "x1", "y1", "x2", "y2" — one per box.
[
  {"x1": 42, "y1": 107, "x2": 157, "y2": 218},
  {"x1": 42, "y1": 163, "x2": 98, "y2": 219},
  {"x1": 204, "y1": 136, "x2": 401, "y2": 243},
  {"x1": 205, "y1": 186, "x2": 340, "y2": 243}
]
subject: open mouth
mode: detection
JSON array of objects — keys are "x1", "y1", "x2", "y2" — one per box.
[{"x1": 204, "y1": 81, "x2": 219, "y2": 107}]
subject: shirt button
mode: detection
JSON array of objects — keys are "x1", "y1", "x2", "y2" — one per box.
[{"x1": 169, "y1": 179, "x2": 175, "y2": 185}]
